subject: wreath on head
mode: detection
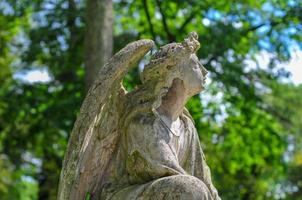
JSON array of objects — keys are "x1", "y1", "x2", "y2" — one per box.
[{"x1": 141, "y1": 32, "x2": 200, "y2": 83}]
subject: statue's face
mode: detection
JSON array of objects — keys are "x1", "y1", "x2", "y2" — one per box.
[{"x1": 181, "y1": 54, "x2": 207, "y2": 96}]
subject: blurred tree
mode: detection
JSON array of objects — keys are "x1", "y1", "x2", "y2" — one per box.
[
  {"x1": 0, "y1": 0, "x2": 85, "y2": 199},
  {"x1": 85, "y1": 0, "x2": 113, "y2": 88},
  {"x1": 263, "y1": 81, "x2": 302, "y2": 199},
  {"x1": 0, "y1": 6, "x2": 39, "y2": 199},
  {"x1": 0, "y1": 0, "x2": 301, "y2": 199}
]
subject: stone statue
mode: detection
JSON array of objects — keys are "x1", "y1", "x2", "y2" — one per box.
[{"x1": 58, "y1": 32, "x2": 221, "y2": 200}]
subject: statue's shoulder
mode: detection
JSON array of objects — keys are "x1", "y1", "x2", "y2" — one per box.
[{"x1": 127, "y1": 112, "x2": 157, "y2": 129}]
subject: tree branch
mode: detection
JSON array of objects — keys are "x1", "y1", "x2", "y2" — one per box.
[
  {"x1": 244, "y1": 23, "x2": 267, "y2": 34},
  {"x1": 243, "y1": 14, "x2": 288, "y2": 35},
  {"x1": 155, "y1": 0, "x2": 175, "y2": 42},
  {"x1": 179, "y1": 9, "x2": 199, "y2": 32},
  {"x1": 142, "y1": 0, "x2": 156, "y2": 42}
]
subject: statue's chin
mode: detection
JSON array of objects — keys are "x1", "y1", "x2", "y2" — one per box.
[
  {"x1": 197, "y1": 88, "x2": 204, "y2": 95},
  {"x1": 198, "y1": 82, "x2": 205, "y2": 92},
  {"x1": 197, "y1": 85, "x2": 206, "y2": 94},
  {"x1": 188, "y1": 87, "x2": 204, "y2": 97}
]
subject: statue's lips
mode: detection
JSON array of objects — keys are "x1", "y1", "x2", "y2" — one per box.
[{"x1": 203, "y1": 77, "x2": 207, "y2": 84}]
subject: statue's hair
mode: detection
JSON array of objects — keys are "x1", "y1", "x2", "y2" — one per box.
[{"x1": 121, "y1": 32, "x2": 200, "y2": 128}]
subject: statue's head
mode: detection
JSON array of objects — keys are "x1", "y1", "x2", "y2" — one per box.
[
  {"x1": 123, "y1": 32, "x2": 207, "y2": 125},
  {"x1": 140, "y1": 32, "x2": 208, "y2": 110}
]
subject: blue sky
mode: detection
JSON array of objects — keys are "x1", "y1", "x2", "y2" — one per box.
[{"x1": 244, "y1": 48, "x2": 302, "y2": 85}]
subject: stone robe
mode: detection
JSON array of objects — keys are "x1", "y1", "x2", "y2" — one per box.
[{"x1": 101, "y1": 111, "x2": 220, "y2": 200}]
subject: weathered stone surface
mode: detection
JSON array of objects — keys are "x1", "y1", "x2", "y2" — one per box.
[{"x1": 58, "y1": 32, "x2": 221, "y2": 200}]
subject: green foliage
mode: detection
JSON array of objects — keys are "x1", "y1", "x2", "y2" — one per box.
[
  {"x1": 214, "y1": 108, "x2": 285, "y2": 199},
  {"x1": 263, "y1": 82, "x2": 302, "y2": 199},
  {"x1": 0, "y1": 0, "x2": 85, "y2": 199},
  {"x1": 0, "y1": 155, "x2": 38, "y2": 200},
  {"x1": 0, "y1": 0, "x2": 301, "y2": 199}
]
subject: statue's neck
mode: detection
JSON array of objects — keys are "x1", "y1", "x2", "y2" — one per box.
[{"x1": 156, "y1": 78, "x2": 189, "y2": 122}]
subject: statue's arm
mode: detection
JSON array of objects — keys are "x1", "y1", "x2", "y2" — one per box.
[
  {"x1": 125, "y1": 118, "x2": 187, "y2": 183},
  {"x1": 200, "y1": 153, "x2": 221, "y2": 200},
  {"x1": 194, "y1": 133, "x2": 221, "y2": 200}
]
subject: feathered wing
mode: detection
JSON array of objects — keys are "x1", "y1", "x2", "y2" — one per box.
[{"x1": 57, "y1": 39, "x2": 154, "y2": 200}]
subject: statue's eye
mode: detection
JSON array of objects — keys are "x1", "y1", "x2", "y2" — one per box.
[{"x1": 193, "y1": 64, "x2": 199, "y2": 69}]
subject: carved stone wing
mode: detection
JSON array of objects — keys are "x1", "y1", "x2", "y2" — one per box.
[{"x1": 57, "y1": 39, "x2": 155, "y2": 200}]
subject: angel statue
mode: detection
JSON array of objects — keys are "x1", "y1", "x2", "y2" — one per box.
[{"x1": 58, "y1": 32, "x2": 221, "y2": 200}]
